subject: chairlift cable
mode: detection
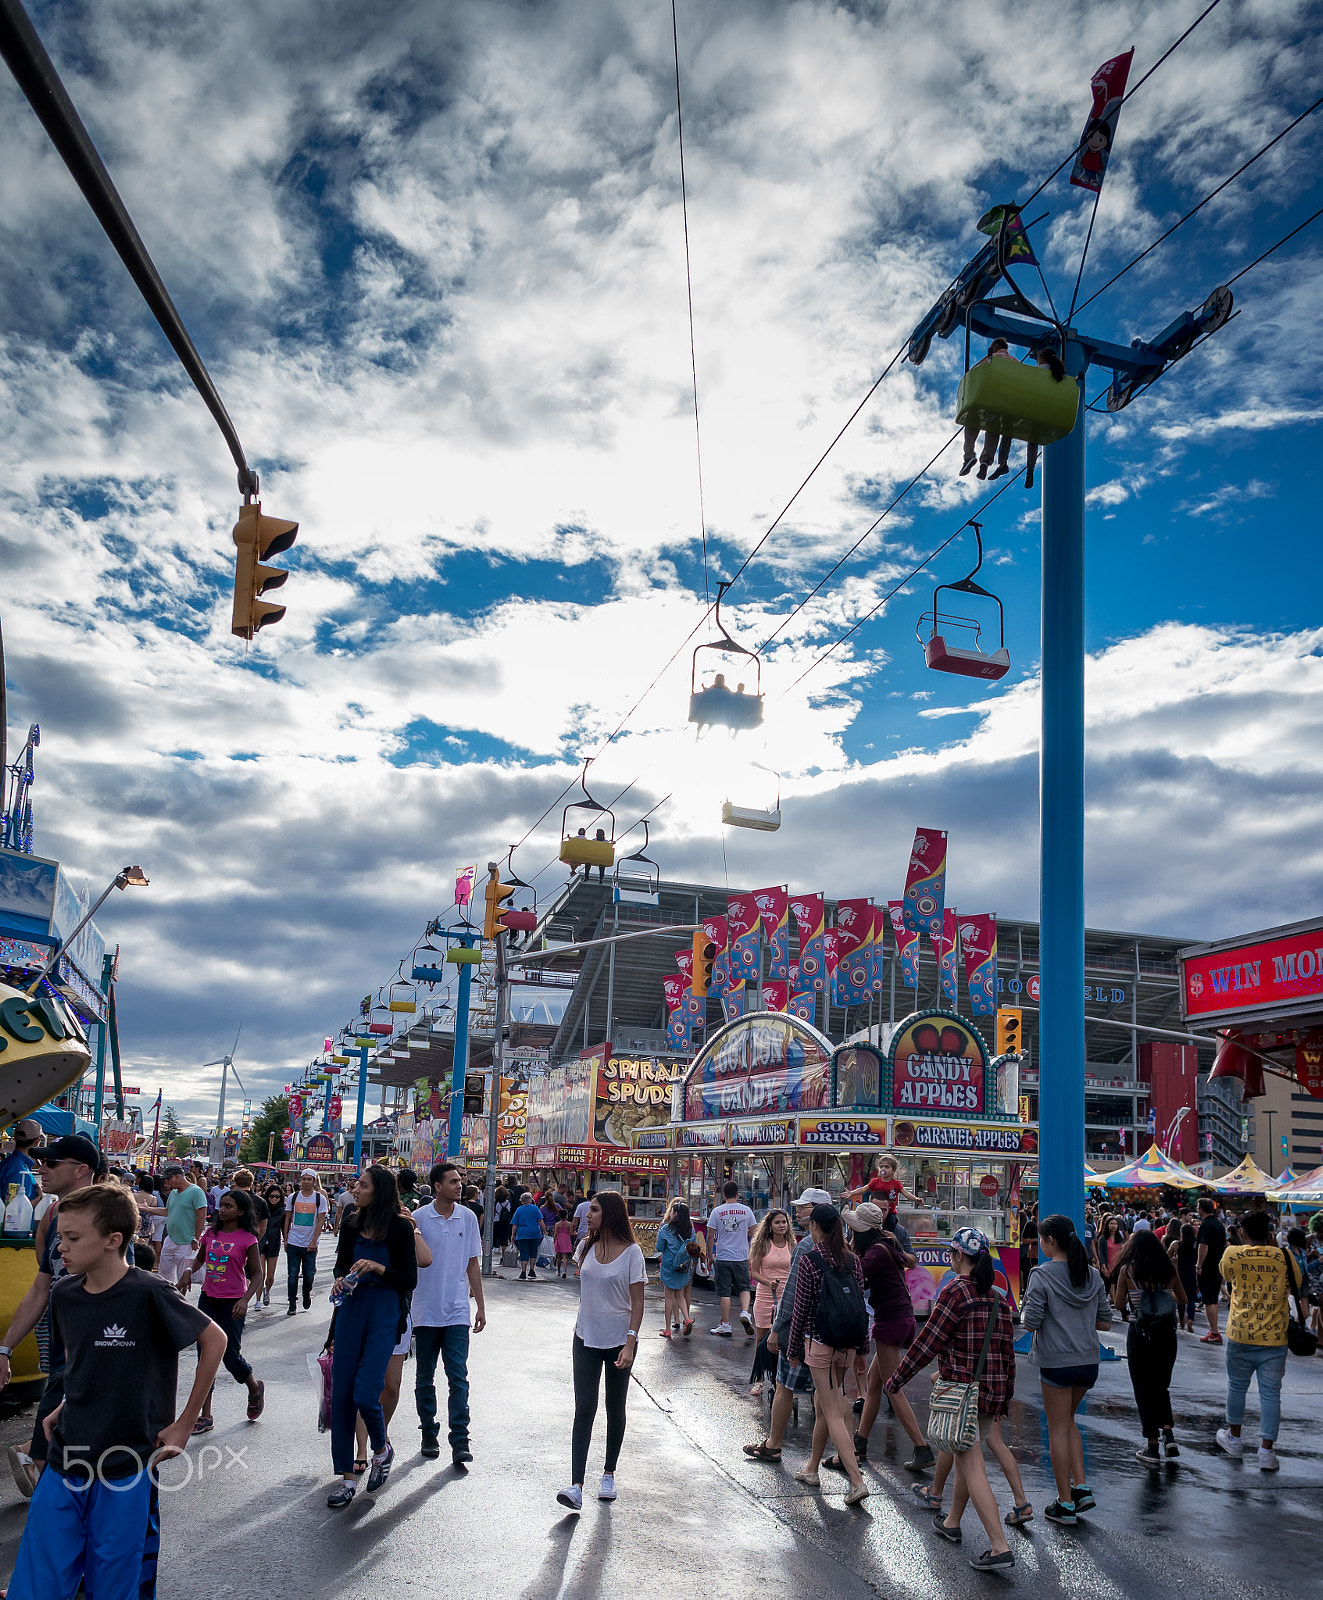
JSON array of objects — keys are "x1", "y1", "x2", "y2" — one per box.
[
  {"x1": 1224, "y1": 202, "x2": 1323, "y2": 286},
  {"x1": 1066, "y1": 189, "x2": 1102, "y2": 322},
  {"x1": 753, "y1": 429, "x2": 962, "y2": 658},
  {"x1": 670, "y1": 0, "x2": 711, "y2": 610},
  {"x1": 1073, "y1": 94, "x2": 1323, "y2": 318}
]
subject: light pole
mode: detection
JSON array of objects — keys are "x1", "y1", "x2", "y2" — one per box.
[{"x1": 24, "y1": 864, "x2": 148, "y2": 996}]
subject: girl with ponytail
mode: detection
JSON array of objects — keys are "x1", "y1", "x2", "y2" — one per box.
[{"x1": 1021, "y1": 1214, "x2": 1113, "y2": 1525}]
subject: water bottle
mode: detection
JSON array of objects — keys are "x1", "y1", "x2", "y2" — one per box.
[{"x1": 330, "y1": 1266, "x2": 363, "y2": 1307}]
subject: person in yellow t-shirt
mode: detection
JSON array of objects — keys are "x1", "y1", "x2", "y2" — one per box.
[{"x1": 1215, "y1": 1210, "x2": 1304, "y2": 1472}]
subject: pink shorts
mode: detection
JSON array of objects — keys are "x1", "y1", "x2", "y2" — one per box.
[{"x1": 804, "y1": 1338, "x2": 847, "y2": 1371}]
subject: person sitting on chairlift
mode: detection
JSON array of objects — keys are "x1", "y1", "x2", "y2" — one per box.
[
  {"x1": 592, "y1": 829, "x2": 608, "y2": 884},
  {"x1": 959, "y1": 338, "x2": 1016, "y2": 480},
  {"x1": 1022, "y1": 344, "x2": 1065, "y2": 490},
  {"x1": 568, "y1": 827, "x2": 588, "y2": 877}
]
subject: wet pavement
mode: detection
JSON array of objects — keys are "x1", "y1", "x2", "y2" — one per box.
[{"x1": 0, "y1": 1245, "x2": 1317, "y2": 1599}]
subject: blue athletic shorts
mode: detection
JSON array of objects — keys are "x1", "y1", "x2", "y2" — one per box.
[
  {"x1": 1040, "y1": 1362, "x2": 1099, "y2": 1390},
  {"x1": 6, "y1": 1465, "x2": 160, "y2": 1600}
]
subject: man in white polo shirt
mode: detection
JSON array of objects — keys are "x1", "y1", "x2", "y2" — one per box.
[{"x1": 412, "y1": 1162, "x2": 486, "y2": 1466}]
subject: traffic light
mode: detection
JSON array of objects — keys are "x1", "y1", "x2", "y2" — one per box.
[
  {"x1": 483, "y1": 866, "x2": 515, "y2": 940},
  {"x1": 995, "y1": 1008, "x2": 1022, "y2": 1057},
  {"x1": 692, "y1": 930, "x2": 716, "y2": 997},
  {"x1": 463, "y1": 1073, "x2": 486, "y2": 1114},
  {"x1": 231, "y1": 501, "x2": 298, "y2": 639}
]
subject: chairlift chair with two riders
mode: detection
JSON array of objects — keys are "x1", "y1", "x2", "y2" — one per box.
[
  {"x1": 918, "y1": 521, "x2": 1011, "y2": 681},
  {"x1": 559, "y1": 760, "x2": 616, "y2": 876},
  {"x1": 500, "y1": 846, "x2": 539, "y2": 943},
  {"x1": 689, "y1": 581, "x2": 764, "y2": 735},
  {"x1": 613, "y1": 820, "x2": 661, "y2": 905}
]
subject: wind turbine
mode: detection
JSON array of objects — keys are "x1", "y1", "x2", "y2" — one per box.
[{"x1": 202, "y1": 1027, "x2": 247, "y2": 1134}]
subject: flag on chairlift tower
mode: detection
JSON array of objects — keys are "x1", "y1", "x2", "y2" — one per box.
[
  {"x1": 887, "y1": 902, "x2": 921, "y2": 989},
  {"x1": 454, "y1": 865, "x2": 477, "y2": 907},
  {"x1": 752, "y1": 887, "x2": 790, "y2": 981},
  {"x1": 902, "y1": 829, "x2": 947, "y2": 939},
  {"x1": 791, "y1": 894, "x2": 828, "y2": 992},
  {"x1": 1069, "y1": 49, "x2": 1134, "y2": 194},
  {"x1": 959, "y1": 914, "x2": 998, "y2": 1016},
  {"x1": 976, "y1": 204, "x2": 1038, "y2": 266}
]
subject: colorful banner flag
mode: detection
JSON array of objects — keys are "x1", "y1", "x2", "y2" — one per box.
[
  {"x1": 727, "y1": 893, "x2": 761, "y2": 986},
  {"x1": 674, "y1": 948, "x2": 694, "y2": 987},
  {"x1": 788, "y1": 989, "x2": 817, "y2": 1025},
  {"x1": 722, "y1": 987, "x2": 747, "y2": 1025},
  {"x1": 752, "y1": 887, "x2": 790, "y2": 981},
  {"x1": 902, "y1": 828, "x2": 947, "y2": 938},
  {"x1": 455, "y1": 865, "x2": 477, "y2": 906},
  {"x1": 976, "y1": 202, "x2": 1038, "y2": 266},
  {"x1": 791, "y1": 893, "x2": 827, "y2": 991},
  {"x1": 1069, "y1": 49, "x2": 1134, "y2": 194},
  {"x1": 869, "y1": 904, "x2": 888, "y2": 993},
  {"x1": 888, "y1": 901, "x2": 921, "y2": 989},
  {"x1": 762, "y1": 981, "x2": 789, "y2": 1013},
  {"x1": 834, "y1": 898, "x2": 874, "y2": 1006},
  {"x1": 663, "y1": 976, "x2": 692, "y2": 1051},
  {"x1": 702, "y1": 914, "x2": 730, "y2": 995},
  {"x1": 937, "y1": 907, "x2": 960, "y2": 1005},
  {"x1": 959, "y1": 914, "x2": 998, "y2": 1016}
]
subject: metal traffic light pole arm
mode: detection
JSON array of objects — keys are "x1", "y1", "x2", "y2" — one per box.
[
  {"x1": 507, "y1": 924, "x2": 705, "y2": 965},
  {"x1": 0, "y1": 0, "x2": 258, "y2": 497}
]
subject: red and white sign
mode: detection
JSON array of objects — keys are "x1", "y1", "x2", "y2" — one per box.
[
  {"x1": 1184, "y1": 925, "x2": 1323, "y2": 1020},
  {"x1": 979, "y1": 1173, "x2": 1000, "y2": 1197}
]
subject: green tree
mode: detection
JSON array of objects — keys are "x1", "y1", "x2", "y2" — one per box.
[
  {"x1": 162, "y1": 1104, "x2": 181, "y2": 1143},
  {"x1": 241, "y1": 1094, "x2": 290, "y2": 1166},
  {"x1": 171, "y1": 1133, "x2": 191, "y2": 1157}
]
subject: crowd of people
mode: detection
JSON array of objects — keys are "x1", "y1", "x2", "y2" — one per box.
[{"x1": 0, "y1": 1116, "x2": 1319, "y2": 1593}]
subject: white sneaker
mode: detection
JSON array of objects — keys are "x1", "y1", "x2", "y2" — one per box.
[
  {"x1": 556, "y1": 1484, "x2": 583, "y2": 1511},
  {"x1": 598, "y1": 1472, "x2": 616, "y2": 1501},
  {"x1": 1216, "y1": 1428, "x2": 1243, "y2": 1458},
  {"x1": 1258, "y1": 1446, "x2": 1280, "y2": 1471},
  {"x1": 710, "y1": 1323, "x2": 733, "y2": 1337},
  {"x1": 739, "y1": 1310, "x2": 755, "y2": 1335}
]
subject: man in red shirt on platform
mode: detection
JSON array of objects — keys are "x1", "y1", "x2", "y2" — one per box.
[{"x1": 845, "y1": 1156, "x2": 919, "y2": 1214}]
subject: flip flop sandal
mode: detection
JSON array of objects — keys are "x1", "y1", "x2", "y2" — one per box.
[
  {"x1": 911, "y1": 1484, "x2": 943, "y2": 1511},
  {"x1": 247, "y1": 1380, "x2": 265, "y2": 1421},
  {"x1": 352, "y1": 1459, "x2": 369, "y2": 1476},
  {"x1": 1005, "y1": 1502, "x2": 1034, "y2": 1526},
  {"x1": 190, "y1": 1417, "x2": 214, "y2": 1436}
]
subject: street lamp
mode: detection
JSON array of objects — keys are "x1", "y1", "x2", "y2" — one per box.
[{"x1": 24, "y1": 864, "x2": 149, "y2": 995}]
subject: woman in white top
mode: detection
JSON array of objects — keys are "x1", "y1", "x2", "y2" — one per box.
[{"x1": 556, "y1": 1192, "x2": 645, "y2": 1513}]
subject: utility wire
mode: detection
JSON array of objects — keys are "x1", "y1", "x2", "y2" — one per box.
[
  {"x1": 670, "y1": 0, "x2": 710, "y2": 608},
  {"x1": 1073, "y1": 94, "x2": 1323, "y2": 316},
  {"x1": 1225, "y1": 202, "x2": 1323, "y2": 284}
]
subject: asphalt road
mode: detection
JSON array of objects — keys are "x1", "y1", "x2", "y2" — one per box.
[{"x1": 0, "y1": 1244, "x2": 1318, "y2": 1600}]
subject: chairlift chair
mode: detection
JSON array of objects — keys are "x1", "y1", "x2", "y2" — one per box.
[
  {"x1": 722, "y1": 763, "x2": 781, "y2": 832},
  {"x1": 367, "y1": 1000, "x2": 394, "y2": 1036},
  {"x1": 559, "y1": 760, "x2": 616, "y2": 870},
  {"x1": 955, "y1": 319, "x2": 1078, "y2": 447},
  {"x1": 387, "y1": 981, "x2": 417, "y2": 1013},
  {"x1": 501, "y1": 846, "x2": 539, "y2": 939},
  {"x1": 918, "y1": 521, "x2": 1011, "y2": 681},
  {"x1": 689, "y1": 581, "x2": 765, "y2": 734},
  {"x1": 613, "y1": 821, "x2": 661, "y2": 904}
]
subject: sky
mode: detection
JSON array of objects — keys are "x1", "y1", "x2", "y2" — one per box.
[{"x1": 1, "y1": 0, "x2": 1320, "y2": 1129}]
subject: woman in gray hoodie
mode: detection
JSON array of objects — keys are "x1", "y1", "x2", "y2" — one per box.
[{"x1": 1020, "y1": 1214, "x2": 1112, "y2": 1525}]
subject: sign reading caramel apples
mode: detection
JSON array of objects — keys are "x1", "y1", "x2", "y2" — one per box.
[{"x1": 886, "y1": 1010, "x2": 989, "y2": 1115}]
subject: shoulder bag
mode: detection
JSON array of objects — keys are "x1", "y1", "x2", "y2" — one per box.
[
  {"x1": 1282, "y1": 1247, "x2": 1318, "y2": 1357},
  {"x1": 926, "y1": 1293, "x2": 997, "y2": 1454}
]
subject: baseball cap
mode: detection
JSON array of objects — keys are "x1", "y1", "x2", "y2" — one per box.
[
  {"x1": 34, "y1": 1134, "x2": 100, "y2": 1171},
  {"x1": 842, "y1": 1202, "x2": 887, "y2": 1232},
  {"x1": 791, "y1": 1187, "x2": 833, "y2": 1207},
  {"x1": 951, "y1": 1225, "x2": 990, "y2": 1257},
  {"x1": 301, "y1": 1169, "x2": 318, "y2": 1179}
]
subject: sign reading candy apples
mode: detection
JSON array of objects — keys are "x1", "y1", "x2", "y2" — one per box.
[{"x1": 888, "y1": 1010, "x2": 988, "y2": 1115}]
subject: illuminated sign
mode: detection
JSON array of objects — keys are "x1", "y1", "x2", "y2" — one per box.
[
  {"x1": 887, "y1": 1011, "x2": 989, "y2": 1114},
  {"x1": 1183, "y1": 924, "x2": 1323, "y2": 1021},
  {"x1": 798, "y1": 1116, "x2": 888, "y2": 1146}
]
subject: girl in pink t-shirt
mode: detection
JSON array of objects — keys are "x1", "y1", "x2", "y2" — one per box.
[{"x1": 183, "y1": 1190, "x2": 265, "y2": 1431}]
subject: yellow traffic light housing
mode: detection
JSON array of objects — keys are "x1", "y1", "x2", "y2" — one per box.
[
  {"x1": 995, "y1": 1008, "x2": 1022, "y2": 1057},
  {"x1": 692, "y1": 931, "x2": 716, "y2": 997},
  {"x1": 231, "y1": 501, "x2": 299, "y2": 639},
  {"x1": 483, "y1": 868, "x2": 515, "y2": 941}
]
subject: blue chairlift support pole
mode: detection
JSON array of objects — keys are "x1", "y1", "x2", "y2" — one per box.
[
  {"x1": 352, "y1": 1046, "x2": 370, "y2": 1171},
  {"x1": 1040, "y1": 331, "x2": 1088, "y2": 1231},
  {"x1": 448, "y1": 937, "x2": 478, "y2": 1160}
]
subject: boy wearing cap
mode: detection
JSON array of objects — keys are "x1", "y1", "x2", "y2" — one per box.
[
  {"x1": 742, "y1": 1187, "x2": 833, "y2": 1464},
  {"x1": 0, "y1": 1134, "x2": 101, "y2": 1496}
]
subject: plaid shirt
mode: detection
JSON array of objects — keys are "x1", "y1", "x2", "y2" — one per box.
[{"x1": 885, "y1": 1275, "x2": 1015, "y2": 1418}]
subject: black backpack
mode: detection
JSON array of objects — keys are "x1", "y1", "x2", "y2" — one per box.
[
  {"x1": 813, "y1": 1252, "x2": 870, "y2": 1349},
  {"x1": 1135, "y1": 1280, "x2": 1177, "y2": 1336}
]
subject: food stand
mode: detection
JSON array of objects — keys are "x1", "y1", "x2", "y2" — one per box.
[{"x1": 645, "y1": 1008, "x2": 1037, "y2": 1309}]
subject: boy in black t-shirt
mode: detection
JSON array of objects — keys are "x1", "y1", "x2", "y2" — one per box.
[{"x1": 5, "y1": 1184, "x2": 226, "y2": 1600}]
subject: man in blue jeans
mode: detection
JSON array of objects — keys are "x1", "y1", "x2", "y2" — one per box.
[{"x1": 413, "y1": 1162, "x2": 486, "y2": 1465}]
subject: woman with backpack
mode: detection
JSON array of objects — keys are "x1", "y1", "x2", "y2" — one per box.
[
  {"x1": 656, "y1": 1198, "x2": 697, "y2": 1338},
  {"x1": 1169, "y1": 1222, "x2": 1199, "y2": 1332},
  {"x1": 885, "y1": 1226, "x2": 1017, "y2": 1573},
  {"x1": 1020, "y1": 1214, "x2": 1113, "y2": 1525},
  {"x1": 784, "y1": 1203, "x2": 871, "y2": 1505},
  {"x1": 1113, "y1": 1227, "x2": 1185, "y2": 1465}
]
